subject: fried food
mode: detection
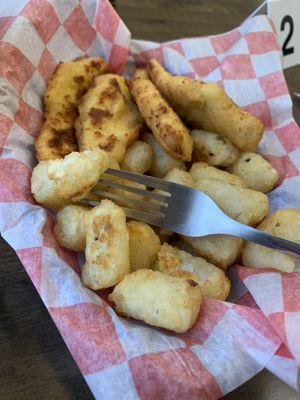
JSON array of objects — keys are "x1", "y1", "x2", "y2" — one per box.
[
  {"x1": 148, "y1": 59, "x2": 264, "y2": 151},
  {"x1": 31, "y1": 149, "x2": 109, "y2": 209},
  {"x1": 195, "y1": 179, "x2": 268, "y2": 226},
  {"x1": 227, "y1": 152, "x2": 279, "y2": 193},
  {"x1": 109, "y1": 269, "x2": 202, "y2": 333},
  {"x1": 54, "y1": 205, "x2": 90, "y2": 251},
  {"x1": 75, "y1": 74, "x2": 143, "y2": 162},
  {"x1": 121, "y1": 140, "x2": 154, "y2": 174},
  {"x1": 242, "y1": 208, "x2": 300, "y2": 272},
  {"x1": 35, "y1": 57, "x2": 107, "y2": 161},
  {"x1": 131, "y1": 68, "x2": 193, "y2": 161},
  {"x1": 191, "y1": 129, "x2": 239, "y2": 167},
  {"x1": 182, "y1": 235, "x2": 243, "y2": 270},
  {"x1": 82, "y1": 200, "x2": 130, "y2": 290},
  {"x1": 154, "y1": 243, "x2": 230, "y2": 300},
  {"x1": 127, "y1": 221, "x2": 161, "y2": 270},
  {"x1": 163, "y1": 167, "x2": 195, "y2": 187},
  {"x1": 142, "y1": 132, "x2": 186, "y2": 178},
  {"x1": 190, "y1": 162, "x2": 247, "y2": 187}
]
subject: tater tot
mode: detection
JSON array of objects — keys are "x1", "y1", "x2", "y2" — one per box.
[
  {"x1": 131, "y1": 68, "x2": 193, "y2": 161},
  {"x1": 154, "y1": 243, "x2": 230, "y2": 300},
  {"x1": 109, "y1": 269, "x2": 202, "y2": 333},
  {"x1": 82, "y1": 200, "x2": 130, "y2": 290},
  {"x1": 242, "y1": 208, "x2": 300, "y2": 272},
  {"x1": 182, "y1": 235, "x2": 243, "y2": 270},
  {"x1": 195, "y1": 179, "x2": 268, "y2": 225},
  {"x1": 227, "y1": 152, "x2": 279, "y2": 193},
  {"x1": 127, "y1": 221, "x2": 161, "y2": 270},
  {"x1": 190, "y1": 162, "x2": 247, "y2": 187},
  {"x1": 191, "y1": 129, "x2": 239, "y2": 167},
  {"x1": 121, "y1": 140, "x2": 154, "y2": 174},
  {"x1": 163, "y1": 168, "x2": 195, "y2": 188},
  {"x1": 54, "y1": 205, "x2": 90, "y2": 251},
  {"x1": 142, "y1": 132, "x2": 186, "y2": 178},
  {"x1": 31, "y1": 149, "x2": 109, "y2": 209}
]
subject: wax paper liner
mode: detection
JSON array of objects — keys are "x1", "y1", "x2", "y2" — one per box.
[{"x1": 0, "y1": 0, "x2": 299, "y2": 398}]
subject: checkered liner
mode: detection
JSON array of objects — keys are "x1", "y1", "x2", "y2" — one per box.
[{"x1": 0, "y1": 1, "x2": 299, "y2": 398}]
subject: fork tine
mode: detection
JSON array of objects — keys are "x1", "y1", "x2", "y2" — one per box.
[
  {"x1": 106, "y1": 168, "x2": 173, "y2": 192},
  {"x1": 88, "y1": 188, "x2": 166, "y2": 215},
  {"x1": 95, "y1": 179, "x2": 168, "y2": 202},
  {"x1": 123, "y1": 207, "x2": 163, "y2": 226}
]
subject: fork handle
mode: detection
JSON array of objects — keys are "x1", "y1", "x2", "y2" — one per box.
[{"x1": 221, "y1": 220, "x2": 300, "y2": 256}]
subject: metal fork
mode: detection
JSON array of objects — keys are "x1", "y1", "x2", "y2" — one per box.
[{"x1": 81, "y1": 168, "x2": 300, "y2": 256}]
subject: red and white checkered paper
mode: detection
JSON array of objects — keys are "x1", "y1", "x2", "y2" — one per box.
[{"x1": 1, "y1": 1, "x2": 300, "y2": 398}]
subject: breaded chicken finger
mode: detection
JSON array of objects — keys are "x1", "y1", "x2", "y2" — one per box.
[
  {"x1": 130, "y1": 68, "x2": 193, "y2": 161},
  {"x1": 148, "y1": 59, "x2": 264, "y2": 152}
]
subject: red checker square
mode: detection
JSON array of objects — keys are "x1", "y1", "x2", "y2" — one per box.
[
  {"x1": 243, "y1": 100, "x2": 272, "y2": 129},
  {"x1": 0, "y1": 42, "x2": 35, "y2": 94},
  {"x1": 281, "y1": 272, "x2": 300, "y2": 312},
  {"x1": 264, "y1": 154, "x2": 299, "y2": 183},
  {"x1": 109, "y1": 44, "x2": 129, "y2": 74},
  {"x1": 246, "y1": 32, "x2": 280, "y2": 54},
  {"x1": 275, "y1": 343, "x2": 293, "y2": 359},
  {"x1": 134, "y1": 47, "x2": 163, "y2": 67},
  {"x1": 274, "y1": 121, "x2": 300, "y2": 153},
  {"x1": 129, "y1": 347, "x2": 222, "y2": 400},
  {"x1": 17, "y1": 247, "x2": 42, "y2": 293},
  {"x1": 95, "y1": 0, "x2": 119, "y2": 42},
  {"x1": 221, "y1": 54, "x2": 255, "y2": 79},
  {"x1": 236, "y1": 264, "x2": 271, "y2": 281},
  {"x1": 211, "y1": 29, "x2": 241, "y2": 54},
  {"x1": 0, "y1": 16, "x2": 15, "y2": 38},
  {"x1": 38, "y1": 48, "x2": 57, "y2": 83},
  {"x1": 235, "y1": 291, "x2": 259, "y2": 309},
  {"x1": 165, "y1": 41, "x2": 184, "y2": 55},
  {"x1": 21, "y1": 0, "x2": 60, "y2": 44},
  {"x1": 232, "y1": 304, "x2": 279, "y2": 345},
  {"x1": 268, "y1": 312, "x2": 288, "y2": 344},
  {"x1": 0, "y1": 159, "x2": 33, "y2": 203},
  {"x1": 259, "y1": 71, "x2": 288, "y2": 99},
  {"x1": 64, "y1": 5, "x2": 96, "y2": 51},
  {"x1": 49, "y1": 302, "x2": 126, "y2": 375},
  {"x1": 41, "y1": 214, "x2": 80, "y2": 274},
  {"x1": 0, "y1": 113, "x2": 13, "y2": 155},
  {"x1": 190, "y1": 56, "x2": 219, "y2": 77},
  {"x1": 176, "y1": 298, "x2": 228, "y2": 346},
  {"x1": 14, "y1": 99, "x2": 43, "y2": 137}
]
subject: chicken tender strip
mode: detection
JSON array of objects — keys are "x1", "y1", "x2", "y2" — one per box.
[
  {"x1": 154, "y1": 243, "x2": 230, "y2": 300},
  {"x1": 148, "y1": 59, "x2": 264, "y2": 151},
  {"x1": 109, "y1": 269, "x2": 201, "y2": 333},
  {"x1": 35, "y1": 57, "x2": 107, "y2": 161},
  {"x1": 76, "y1": 74, "x2": 143, "y2": 162},
  {"x1": 131, "y1": 68, "x2": 193, "y2": 161},
  {"x1": 242, "y1": 208, "x2": 300, "y2": 272},
  {"x1": 31, "y1": 149, "x2": 109, "y2": 209},
  {"x1": 82, "y1": 200, "x2": 130, "y2": 290}
]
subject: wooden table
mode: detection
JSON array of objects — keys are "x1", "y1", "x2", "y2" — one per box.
[{"x1": 1, "y1": 1, "x2": 300, "y2": 399}]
